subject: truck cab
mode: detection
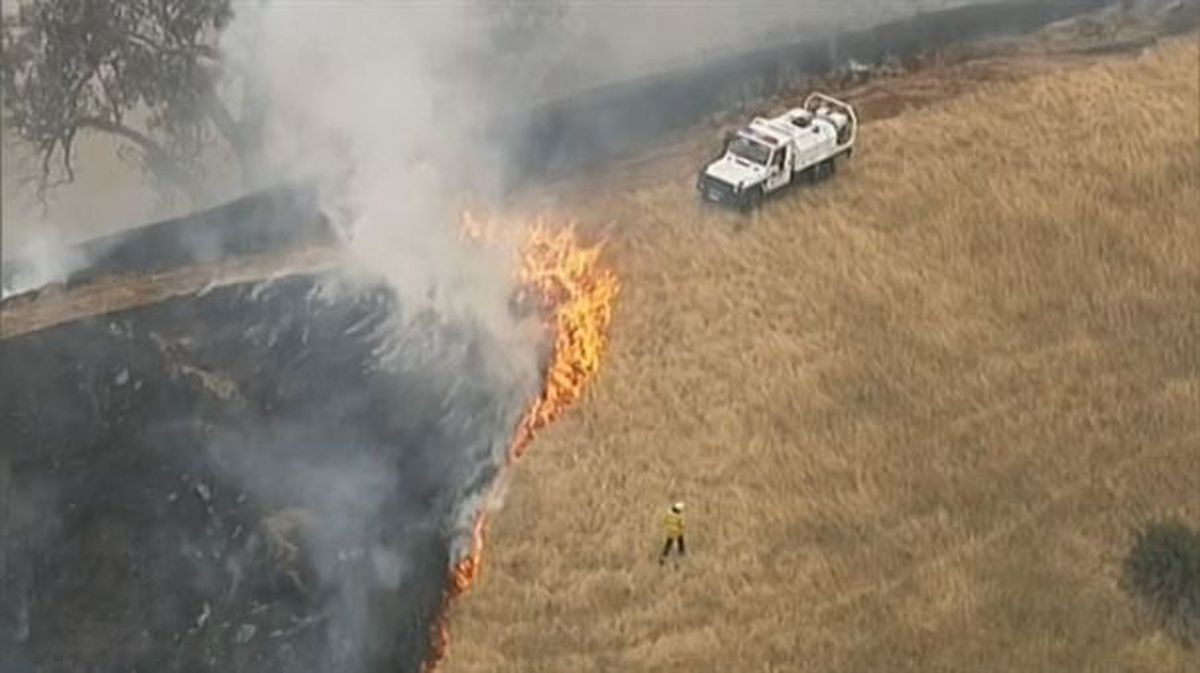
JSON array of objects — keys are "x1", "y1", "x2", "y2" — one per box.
[{"x1": 697, "y1": 93, "x2": 857, "y2": 211}]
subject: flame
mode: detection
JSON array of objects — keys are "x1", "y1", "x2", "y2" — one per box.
[
  {"x1": 511, "y1": 222, "x2": 620, "y2": 456},
  {"x1": 423, "y1": 215, "x2": 620, "y2": 672}
]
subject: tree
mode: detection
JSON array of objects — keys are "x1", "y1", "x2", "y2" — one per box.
[
  {"x1": 0, "y1": 0, "x2": 264, "y2": 205},
  {"x1": 1122, "y1": 520, "x2": 1200, "y2": 647}
]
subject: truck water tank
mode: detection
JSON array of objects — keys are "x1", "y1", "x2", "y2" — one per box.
[{"x1": 827, "y1": 111, "x2": 849, "y2": 129}]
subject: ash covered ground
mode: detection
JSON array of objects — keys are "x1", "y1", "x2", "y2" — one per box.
[{"x1": 0, "y1": 271, "x2": 540, "y2": 672}]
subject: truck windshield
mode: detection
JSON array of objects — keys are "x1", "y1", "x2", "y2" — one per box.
[{"x1": 727, "y1": 136, "x2": 771, "y2": 165}]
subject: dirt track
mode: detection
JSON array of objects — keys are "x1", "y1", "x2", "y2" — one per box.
[{"x1": 0, "y1": 246, "x2": 341, "y2": 340}]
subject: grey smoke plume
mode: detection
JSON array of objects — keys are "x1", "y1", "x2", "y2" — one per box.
[
  {"x1": 215, "y1": 0, "x2": 546, "y2": 471},
  {"x1": 219, "y1": 2, "x2": 530, "y2": 335},
  {"x1": 205, "y1": 4, "x2": 548, "y2": 668}
]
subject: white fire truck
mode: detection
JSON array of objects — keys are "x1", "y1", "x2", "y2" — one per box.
[{"x1": 697, "y1": 93, "x2": 858, "y2": 210}]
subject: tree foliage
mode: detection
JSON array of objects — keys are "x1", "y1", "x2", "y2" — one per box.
[
  {"x1": 0, "y1": 0, "x2": 262, "y2": 204},
  {"x1": 0, "y1": 0, "x2": 572, "y2": 206},
  {"x1": 1122, "y1": 519, "x2": 1200, "y2": 647}
]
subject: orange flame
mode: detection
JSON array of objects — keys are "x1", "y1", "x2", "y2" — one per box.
[
  {"x1": 511, "y1": 221, "x2": 620, "y2": 456},
  {"x1": 423, "y1": 216, "x2": 619, "y2": 672}
]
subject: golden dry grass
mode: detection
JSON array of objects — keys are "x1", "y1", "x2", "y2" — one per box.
[{"x1": 445, "y1": 36, "x2": 1200, "y2": 673}]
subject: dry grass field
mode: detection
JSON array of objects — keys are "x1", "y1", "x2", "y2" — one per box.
[{"x1": 444, "y1": 36, "x2": 1200, "y2": 673}]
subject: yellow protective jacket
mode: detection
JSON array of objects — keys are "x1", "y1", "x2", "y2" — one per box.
[{"x1": 663, "y1": 511, "x2": 684, "y2": 537}]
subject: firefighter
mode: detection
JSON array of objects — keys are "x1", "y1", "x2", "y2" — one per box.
[{"x1": 659, "y1": 501, "x2": 686, "y2": 564}]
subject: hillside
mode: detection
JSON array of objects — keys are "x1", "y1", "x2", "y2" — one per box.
[{"x1": 444, "y1": 36, "x2": 1200, "y2": 673}]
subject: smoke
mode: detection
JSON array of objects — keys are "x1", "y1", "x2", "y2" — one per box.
[
  {"x1": 0, "y1": 269, "x2": 540, "y2": 672},
  {"x1": 214, "y1": 0, "x2": 547, "y2": 472},
  {"x1": 197, "y1": 4, "x2": 1013, "y2": 667},
  {"x1": 180, "y1": 6, "x2": 553, "y2": 668},
  {"x1": 0, "y1": 1, "x2": 993, "y2": 267},
  {"x1": 220, "y1": 2, "x2": 530, "y2": 340},
  {"x1": 213, "y1": 0, "x2": 878, "y2": 315},
  {"x1": 1, "y1": 3, "x2": 1117, "y2": 670},
  {"x1": 1, "y1": 231, "x2": 87, "y2": 298},
  {"x1": 520, "y1": 0, "x2": 984, "y2": 95}
]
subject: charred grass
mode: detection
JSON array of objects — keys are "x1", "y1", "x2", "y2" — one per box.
[{"x1": 445, "y1": 37, "x2": 1200, "y2": 673}]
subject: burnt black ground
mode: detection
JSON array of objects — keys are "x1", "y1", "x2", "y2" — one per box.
[{"x1": 0, "y1": 272, "x2": 537, "y2": 673}]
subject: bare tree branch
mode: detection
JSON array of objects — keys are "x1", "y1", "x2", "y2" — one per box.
[
  {"x1": 1, "y1": 0, "x2": 239, "y2": 206},
  {"x1": 72, "y1": 115, "x2": 204, "y2": 200}
]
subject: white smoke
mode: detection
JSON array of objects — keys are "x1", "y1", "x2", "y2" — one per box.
[
  {"x1": 219, "y1": 2, "x2": 538, "y2": 367},
  {"x1": 1, "y1": 232, "x2": 87, "y2": 298},
  {"x1": 213, "y1": 8, "x2": 546, "y2": 665}
]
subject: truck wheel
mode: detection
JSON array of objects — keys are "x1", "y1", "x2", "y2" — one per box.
[
  {"x1": 741, "y1": 188, "x2": 764, "y2": 212},
  {"x1": 827, "y1": 158, "x2": 838, "y2": 176}
]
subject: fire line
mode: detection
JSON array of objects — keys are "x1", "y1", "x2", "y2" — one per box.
[{"x1": 423, "y1": 215, "x2": 620, "y2": 671}]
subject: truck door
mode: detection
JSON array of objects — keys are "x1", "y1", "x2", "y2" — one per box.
[
  {"x1": 765, "y1": 147, "x2": 790, "y2": 192},
  {"x1": 796, "y1": 126, "x2": 824, "y2": 170}
]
